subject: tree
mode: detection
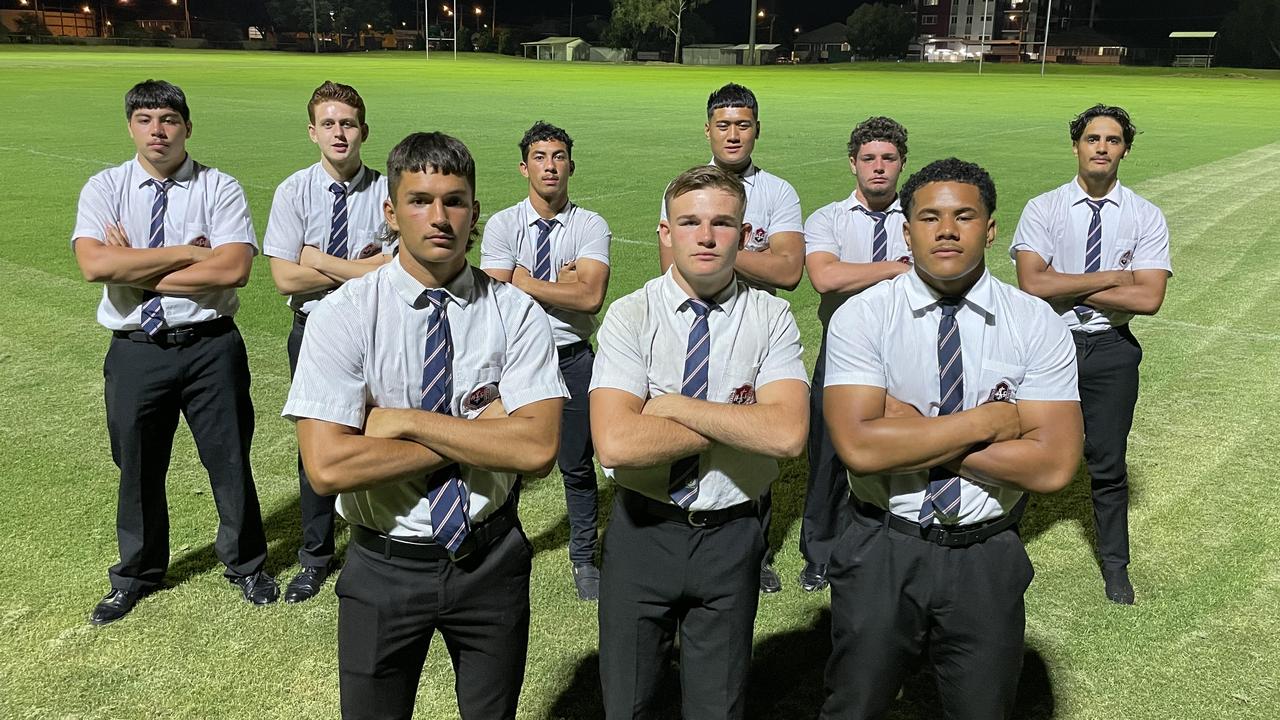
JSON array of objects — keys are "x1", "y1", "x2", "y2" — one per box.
[
  {"x1": 608, "y1": 0, "x2": 709, "y2": 62},
  {"x1": 1219, "y1": 0, "x2": 1280, "y2": 69},
  {"x1": 265, "y1": 0, "x2": 391, "y2": 35},
  {"x1": 846, "y1": 3, "x2": 915, "y2": 60},
  {"x1": 14, "y1": 13, "x2": 52, "y2": 36}
]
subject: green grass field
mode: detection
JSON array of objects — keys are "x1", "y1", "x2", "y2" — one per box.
[{"x1": 1, "y1": 46, "x2": 1279, "y2": 719}]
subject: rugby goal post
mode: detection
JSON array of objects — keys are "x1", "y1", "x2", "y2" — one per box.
[{"x1": 424, "y1": 0, "x2": 459, "y2": 60}]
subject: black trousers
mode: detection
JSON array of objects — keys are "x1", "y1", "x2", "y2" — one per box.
[
  {"x1": 1074, "y1": 325, "x2": 1142, "y2": 571},
  {"x1": 801, "y1": 340, "x2": 853, "y2": 565},
  {"x1": 336, "y1": 524, "x2": 533, "y2": 720},
  {"x1": 103, "y1": 322, "x2": 267, "y2": 592},
  {"x1": 821, "y1": 505, "x2": 1034, "y2": 720},
  {"x1": 599, "y1": 491, "x2": 765, "y2": 720},
  {"x1": 558, "y1": 343, "x2": 600, "y2": 565},
  {"x1": 288, "y1": 313, "x2": 338, "y2": 568}
]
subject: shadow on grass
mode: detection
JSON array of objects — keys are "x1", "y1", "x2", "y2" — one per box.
[
  {"x1": 524, "y1": 478, "x2": 618, "y2": 562},
  {"x1": 1020, "y1": 460, "x2": 1149, "y2": 577},
  {"x1": 547, "y1": 610, "x2": 1055, "y2": 719}
]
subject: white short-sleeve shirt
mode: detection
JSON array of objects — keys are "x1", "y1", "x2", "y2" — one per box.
[
  {"x1": 804, "y1": 191, "x2": 910, "y2": 327},
  {"x1": 590, "y1": 270, "x2": 808, "y2": 510},
  {"x1": 71, "y1": 155, "x2": 258, "y2": 330},
  {"x1": 479, "y1": 198, "x2": 612, "y2": 347},
  {"x1": 825, "y1": 269, "x2": 1079, "y2": 525},
  {"x1": 658, "y1": 162, "x2": 804, "y2": 293},
  {"x1": 1010, "y1": 178, "x2": 1172, "y2": 333},
  {"x1": 282, "y1": 258, "x2": 569, "y2": 538},
  {"x1": 262, "y1": 163, "x2": 390, "y2": 314}
]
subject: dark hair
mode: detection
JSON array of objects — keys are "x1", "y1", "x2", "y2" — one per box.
[
  {"x1": 900, "y1": 158, "x2": 997, "y2": 217},
  {"x1": 386, "y1": 132, "x2": 476, "y2": 199},
  {"x1": 706, "y1": 83, "x2": 758, "y2": 120},
  {"x1": 308, "y1": 80, "x2": 366, "y2": 124},
  {"x1": 125, "y1": 80, "x2": 190, "y2": 122},
  {"x1": 1069, "y1": 104, "x2": 1138, "y2": 146},
  {"x1": 664, "y1": 165, "x2": 747, "y2": 220},
  {"x1": 848, "y1": 116, "x2": 908, "y2": 160},
  {"x1": 519, "y1": 121, "x2": 573, "y2": 162}
]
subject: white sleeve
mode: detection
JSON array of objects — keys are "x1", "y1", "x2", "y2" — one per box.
[
  {"x1": 824, "y1": 297, "x2": 886, "y2": 389},
  {"x1": 262, "y1": 178, "x2": 307, "y2": 262},
  {"x1": 589, "y1": 296, "x2": 649, "y2": 399},
  {"x1": 479, "y1": 210, "x2": 518, "y2": 272},
  {"x1": 1129, "y1": 204, "x2": 1172, "y2": 274},
  {"x1": 71, "y1": 172, "x2": 115, "y2": 246},
  {"x1": 769, "y1": 181, "x2": 805, "y2": 235},
  {"x1": 576, "y1": 212, "x2": 612, "y2": 266},
  {"x1": 282, "y1": 292, "x2": 369, "y2": 428},
  {"x1": 497, "y1": 294, "x2": 570, "y2": 412},
  {"x1": 209, "y1": 175, "x2": 258, "y2": 251},
  {"x1": 1009, "y1": 196, "x2": 1055, "y2": 266},
  {"x1": 1018, "y1": 303, "x2": 1080, "y2": 402},
  {"x1": 758, "y1": 302, "x2": 808, "y2": 388},
  {"x1": 804, "y1": 205, "x2": 840, "y2": 257}
]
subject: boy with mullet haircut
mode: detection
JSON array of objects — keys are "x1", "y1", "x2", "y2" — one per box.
[
  {"x1": 74, "y1": 79, "x2": 276, "y2": 626},
  {"x1": 481, "y1": 121, "x2": 612, "y2": 601},
  {"x1": 284, "y1": 132, "x2": 567, "y2": 720},
  {"x1": 264, "y1": 80, "x2": 390, "y2": 604},
  {"x1": 593, "y1": 165, "x2": 808, "y2": 718}
]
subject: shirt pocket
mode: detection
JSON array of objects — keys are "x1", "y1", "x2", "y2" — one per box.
[
  {"x1": 457, "y1": 364, "x2": 504, "y2": 419},
  {"x1": 721, "y1": 359, "x2": 763, "y2": 405},
  {"x1": 978, "y1": 359, "x2": 1025, "y2": 405},
  {"x1": 182, "y1": 222, "x2": 212, "y2": 248},
  {"x1": 1111, "y1": 235, "x2": 1140, "y2": 270},
  {"x1": 352, "y1": 229, "x2": 384, "y2": 260}
]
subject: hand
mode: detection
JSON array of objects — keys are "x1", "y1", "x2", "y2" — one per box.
[
  {"x1": 364, "y1": 407, "x2": 406, "y2": 439},
  {"x1": 890, "y1": 261, "x2": 912, "y2": 276},
  {"x1": 477, "y1": 398, "x2": 509, "y2": 419},
  {"x1": 641, "y1": 392, "x2": 687, "y2": 420},
  {"x1": 1112, "y1": 270, "x2": 1136, "y2": 287},
  {"x1": 357, "y1": 253, "x2": 391, "y2": 266},
  {"x1": 883, "y1": 394, "x2": 922, "y2": 418},
  {"x1": 974, "y1": 401, "x2": 1021, "y2": 443},
  {"x1": 557, "y1": 261, "x2": 578, "y2": 284},
  {"x1": 299, "y1": 245, "x2": 324, "y2": 269},
  {"x1": 511, "y1": 265, "x2": 532, "y2": 291},
  {"x1": 104, "y1": 223, "x2": 130, "y2": 247}
]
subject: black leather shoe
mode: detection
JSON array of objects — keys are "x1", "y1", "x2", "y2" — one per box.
[
  {"x1": 1103, "y1": 567, "x2": 1135, "y2": 605},
  {"x1": 799, "y1": 561, "x2": 830, "y2": 592},
  {"x1": 572, "y1": 563, "x2": 600, "y2": 601},
  {"x1": 284, "y1": 564, "x2": 332, "y2": 604},
  {"x1": 89, "y1": 588, "x2": 152, "y2": 626},
  {"x1": 759, "y1": 562, "x2": 782, "y2": 594},
  {"x1": 230, "y1": 571, "x2": 280, "y2": 606}
]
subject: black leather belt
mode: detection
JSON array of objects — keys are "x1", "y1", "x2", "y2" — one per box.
[
  {"x1": 557, "y1": 340, "x2": 591, "y2": 360},
  {"x1": 292, "y1": 309, "x2": 309, "y2": 326},
  {"x1": 350, "y1": 498, "x2": 518, "y2": 562},
  {"x1": 853, "y1": 497, "x2": 1026, "y2": 548},
  {"x1": 622, "y1": 488, "x2": 756, "y2": 528},
  {"x1": 112, "y1": 316, "x2": 235, "y2": 346}
]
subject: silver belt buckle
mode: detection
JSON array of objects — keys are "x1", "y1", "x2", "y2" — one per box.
[{"x1": 687, "y1": 510, "x2": 707, "y2": 528}]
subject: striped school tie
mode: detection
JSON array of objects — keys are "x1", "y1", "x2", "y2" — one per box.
[
  {"x1": 328, "y1": 182, "x2": 348, "y2": 258},
  {"x1": 920, "y1": 298, "x2": 964, "y2": 527},
  {"x1": 668, "y1": 298, "x2": 714, "y2": 509},
  {"x1": 419, "y1": 289, "x2": 471, "y2": 553},
  {"x1": 1075, "y1": 197, "x2": 1110, "y2": 318},
  {"x1": 532, "y1": 218, "x2": 556, "y2": 281},
  {"x1": 139, "y1": 178, "x2": 175, "y2": 337},
  {"x1": 857, "y1": 206, "x2": 890, "y2": 262}
]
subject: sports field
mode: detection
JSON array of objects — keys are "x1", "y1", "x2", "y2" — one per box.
[{"x1": 1, "y1": 46, "x2": 1278, "y2": 719}]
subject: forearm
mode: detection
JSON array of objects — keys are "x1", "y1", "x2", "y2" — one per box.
[
  {"x1": 269, "y1": 257, "x2": 341, "y2": 295},
  {"x1": 75, "y1": 242, "x2": 201, "y2": 285},
  {"x1": 734, "y1": 249, "x2": 802, "y2": 291},
  {"x1": 394, "y1": 408, "x2": 560, "y2": 476},
  {"x1": 512, "y1": 276, "x2": 601, "y2": 313},
  {"x1": 946, "y1": 437, "x2": 1077, "y2": 494},
  {"x1": 832, "y1": 412, "x2": 1000, "y2": 475},
  {"x1": 302, "y1": 433, "x2": 449, "y2": 496},
  {"x1": 303, "y1": 246, "x2": 387, "y2": 283},
  {"x1": 810, "y1": 260, "x2": 907, "y2": 295},
  {"x1": 1020, "y1": 266, "x2": 1128, "y2": 303},
  {"x1": 656, "y1": 396, "x2": 806, "y2": 459},
  {"x1": 151, "y1": 251, "x2": 252, "y2": 293},
  {"x1": 595, "y1": 413, "x2": 712, "y2": 469},
  {"x1": 1080, "y1": 284, "x2": 1164, "y2": 315}
]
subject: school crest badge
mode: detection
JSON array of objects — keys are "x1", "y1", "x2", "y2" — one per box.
[
  {"x1": 1119, "y1": 250, "x2": 1133, "y2": 268},
  {"x1": 897, "y1": 255, "x2": 912, "y2": 265},
  {"x1": 190, "y1": 236, "x2": 210, "y2": 248},
  {"x1": 464, "y1": 382, "x2": 500, "y2": 413},
  {"x1": 728, "y1": 383, "x2": 757, "y2": 405},
  {"x1": 988, "y1": 381, "x2": 1015, "y2": 403},
  {"x1": 358, "y1": 242, "x2": 381, "y2": 259}
]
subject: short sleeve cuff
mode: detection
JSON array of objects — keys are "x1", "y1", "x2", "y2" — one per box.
[
  {"x1": 479, "y1": 258, "x2": 517, "y2": 271},
  {"x1": 282, "y1": 399, "x2": 366, "y2": 429},
  {"x1": 824, "y1": 371, "x2": 886, "y2": 389},
  {"x1": 1008, "y1": 242, "x2": 1049, "y2": 265},
  {"x1": 1015, "y1": 388, "x2": 1080, "y2": 403},
  {"x1": 757, "y1": 361, "x2": 809, "y2": 388},
  {"x1": 1127, "y1": 260, "x2": 1172, "y2": 273},
  {"x1": 263, "y1": 242, "x2": 302, "y2": 263},
  {"x1": 576, "y1": 251, "x2": 611, "y2": 265},
  {"x1": 770, "y1": 223, "x2": 805, "y2": 235},
  {"x1": 588, "y1": 376, "x2": 648, "y2": 399},
  {"x1": 805, "y1": 242, "x2": 840, "y2": 257},
  {"x1": 500, "y1": 382, "x2": 569, "y2": 415}
]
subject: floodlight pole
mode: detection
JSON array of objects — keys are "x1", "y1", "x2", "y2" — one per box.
[
  {"x1": 453, "y1": 1, "x2": 458, "y2": 60},
  {"x1": 312, "y1": 0, "x2": 318, "y2": 53},
  {"x1": 747, "y1": 0, "x2": 758, "y2": 66},
  {"x1": 424, "y1": 0, "x2": 429, "y2": 59},
  {"x1": 1040, "y1": 0, "x2": 1053, "y2": 76},
  {"x1": 977, "y1": 0, "x2": 991, "y2": 74}
]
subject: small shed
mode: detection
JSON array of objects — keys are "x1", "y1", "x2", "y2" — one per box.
[
  {"x1": 793, "y1": 22, "x2": 851, "y2": 62},
  {"x1": 1169, "y1": 31, "x2": 1217, "y2": 68},
  {"x1": 727, "y1": 43, "x2": 782, "y2": 65},
  {"x1": 682, "y1": 43, "x2": 735, "y2": 65},
  {"x1": 522, "y1": 36, "x2": 591, "y2": 61}
]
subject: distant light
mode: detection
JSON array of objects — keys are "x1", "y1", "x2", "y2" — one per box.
[
  {"x1": 401, "y1": 21, "x2": 406, "y2": 26},
  {"x1": 474, "y1": 6, "x2": 482, "y2": 15},
  {"x1": 794, "y1": 26, "x2": 801, "y2": 33},
  {"x1": 106, "y1": 20, "x2": 112, "y2": 26},
  {"x1": 758, "y1": 9, "x2": 765, "y2": 18},
  {"x1": 18, "y1": 0, "x2": 28, "y2": 6},
  {"x1": 367, "y1": 23, "x2": 372, "y2": 29},
  {"x1": 82, "y1": 5, "x2": 91, "y2": 12}
]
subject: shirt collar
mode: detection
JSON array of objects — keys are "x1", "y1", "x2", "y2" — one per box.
[
  {"x1": 660, "y1": 267, "x2": 740, "y2": 317},
  {"x1": 708, "y1": 158, "x2": 758, "y2": 187},
  {"x1": 316, "y1": 163, "x2": 366, "y2": 193},
  {"x1": 848, "y1": 191, "x2": 903, "y2": 216},
  {"x1": 132, "y1": 154, "x2": 194, "y2": 189},
  {"x1": 388, "y1": 255, "x2": 476, "y2": 309},
  {"x1": 520, "y1": 197, "x2": 574, "y2": 227},
  {"x1": 1070, "y1": 177, "x2": 1124, "y2": 208},
  {"x1": 904, "y1": 267, "x2": 996, "y2": 319}
]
